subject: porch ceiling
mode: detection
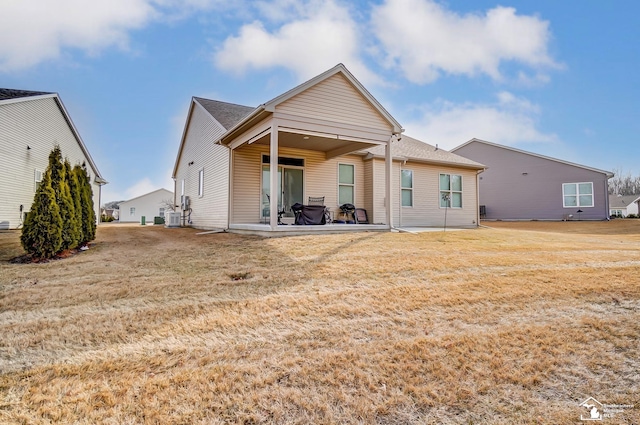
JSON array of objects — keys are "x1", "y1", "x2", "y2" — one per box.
[{"x1": 251, "y1": 130, "x2": 378, "y2": 159}]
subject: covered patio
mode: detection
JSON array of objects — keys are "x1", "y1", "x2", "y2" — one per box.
[{"x1": 216, "y1": 66, "x2": 404, "y2": 235}]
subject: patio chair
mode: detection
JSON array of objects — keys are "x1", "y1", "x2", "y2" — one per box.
[
  {"x1": 354, "y1": 208, "x2": 369, "y2": 224},
  {"x1": 307, "y1": 196, "x2": 333, "y2": 223}
]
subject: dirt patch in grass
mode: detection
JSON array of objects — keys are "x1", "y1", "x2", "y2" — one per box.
[{"x1": 1, "y1": 222, "x2": 639, "y2": 424}]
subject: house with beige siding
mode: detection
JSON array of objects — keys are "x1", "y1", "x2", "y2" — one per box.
[
  {"x1": 172, "y1": 64, "x2": 485, "y2": 235},
  {"x1": 0, "y1": 89, "x2": 106, "y2": 230}
]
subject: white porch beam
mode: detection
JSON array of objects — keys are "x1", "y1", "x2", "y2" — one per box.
[
  {"x1": 325, "y1": 142, "x2": 375, "y2": 160},
  {"x1": 269, "y1": 122, "x2": 279, "y2": 229},
  {"x1": 227, "y1": 118, "x2": 272, "y2": 150},
  {"x1": 386, "y1": 136, "x2": 393, "y2": 228}
]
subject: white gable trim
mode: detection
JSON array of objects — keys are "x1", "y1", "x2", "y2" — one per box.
[{"x1": 263, "y1": 64, "x2": 403, "y2": 134}]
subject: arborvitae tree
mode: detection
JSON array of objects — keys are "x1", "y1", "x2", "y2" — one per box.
[
  {"x1": 20, "y1": 169, "x2": 63, "y2": 258},
  {"x1": 64, "y1": 158, "x2": 82, "y2": 249},
  {"x1": 74, "y1": 164, "x2": 96, "y2": 245},
  {"x1": 48, "y1": 146, "x2": 79, "y2": 250}
]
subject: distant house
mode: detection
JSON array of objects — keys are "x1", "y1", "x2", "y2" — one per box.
[
  {"x1": 101, "y1": 208, "x2": 119, "y2": 220},
  {"x1": 452, "y1": 138, "x2": 613, "y2": 221},
  {"x1": 0, "y1": 89, "x2": 107, "y2": 230},
  {"x1": 118, "y1": 188, "x2": 174, "y2": 223},
  {"x1": 171, "y1": 64, "x2": 485, "y2": 235},
  {"x1": 609, "y1": 194, "x2": 640, "y2": 217}
]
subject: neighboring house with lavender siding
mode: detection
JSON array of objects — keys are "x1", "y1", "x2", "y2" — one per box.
[{"x1": 452, "y1": 138, "x2": 613, "y2": 221}]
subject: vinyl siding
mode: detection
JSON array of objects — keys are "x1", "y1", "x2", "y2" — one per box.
[
  {"x1": 454, "y1": 142, "x2": 610, "y2": 220},
  {"x1": 119, "y1": 189, "x2": 173, "y2": 223},
  {"x1": 276, "y1": 74, "x2": 391, "y2": 132},
  {"x1": 174, "y1": 103, "x2": 229, "y2": 229},
  {"x1": 0, "y1": 97, "x2": 102, "y2": 229},
  {"x1": 231, "y1": 144, "x2": 366, "y2": 223},
  {"x1": 372, "y1": 159, "x2": 479, "y2": 227},
  {"x1": 371, "y1": 159, "x2": 388, "y2": 225}
]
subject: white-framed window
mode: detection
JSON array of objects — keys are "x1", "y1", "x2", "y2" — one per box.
[
  {"x1": 338, "y1": 163, "x2": 354, "y2": 205},
  {"x1": 401, "y1": 169, "x2": 413, "y2": 207},
  {"x1": 34, "y1": 169, "x2": 43, "y2": 190},
  {"x1": 130, "y1": 207, "x2": 135, "y2": 216},
  {"x1": 563, "y1": 182, "x2": 593, "y2": 207},
  {"x1": 440, "y1": 173, "x2": 462, "y2": 208},
  {"x1": 159, "y1": 207, "x2": 165, "y2": 216},
  {"x1": 198, "y1": 168, "x2": 204, "y2": 197},
  {"x1": 181, "y1": 179, "x2": 185, "y2": 197}
]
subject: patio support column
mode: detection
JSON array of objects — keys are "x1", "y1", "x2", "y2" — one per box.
[
  {"x1": 269, "y1": 121, "x2": 279, "y2": 229},
  {"x1": 385, "y1": 135, "x2": 393, "y2": 229}
]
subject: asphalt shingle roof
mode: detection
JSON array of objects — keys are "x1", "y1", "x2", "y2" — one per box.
[
  {"x1": 364, "y1": 135, "x2": 485, "y2": 168},
  {"x1": 0, "y1": 88, "x2": 52, "y2": 101},
  {"x1": 609, "y1": 194, "x2": 640, "y2": 207},
  {"x1": 194, "y1": 97, "x2": 255, "y2": 131}
]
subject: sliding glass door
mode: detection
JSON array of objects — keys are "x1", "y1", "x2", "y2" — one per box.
[{"x1": 262, "y1": 165, "x2": 303, "y2": 218}]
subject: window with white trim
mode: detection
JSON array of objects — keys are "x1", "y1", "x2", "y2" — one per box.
[
  {"x1": 401, "y1": 169, "x2": 413, "y2": 207},
  {"x1": 563, "y1": 182, "x2": 593, "y2": 207},
  {"x1": 338, "y1": 163, "x2": 354, "y2": 205},
  {"x1": 34, "y1": 169, "x2": 43, "y2": 190},
  {"x1": 198, "y1": 168, "x2": 204, "y2": 197},
  {"x1": 130, "y1": 207, "x2": 135, "y2": 216},
  {"x1": 440, "y1": 174, "x2": 462, "y2": 208}
]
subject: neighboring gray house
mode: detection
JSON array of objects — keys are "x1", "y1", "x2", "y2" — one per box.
[
  {"x1": 172, "y1": 64, "x2": 485, "y2": 235},
  {"x1": 609, "y1": 194, "x2": 640, "y2": 217},
  {"x1": 452, "y1": 138, "x2": 613, "y2": 221},
  {"x1": 0, "y1": 89, "x2": 107, "y2": 230},
  {"x1": 118, "y1": 188, "x2": 173, "y2": 223}
]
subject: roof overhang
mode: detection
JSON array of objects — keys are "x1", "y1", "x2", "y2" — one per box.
[{"x1": 358, "y1": 150, "x2": 487, "y2": 170}]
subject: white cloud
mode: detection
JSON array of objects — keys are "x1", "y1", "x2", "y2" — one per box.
[
  {"x1": 403, "y1": 92, "x2": 557, "y2": 149},
  {"x1": 0, "y1": 0, "x2": 233, "y2": 72},
  {"x1": 213, "y1": 0, "x2": 379, "y2": 85},
  {"x1": 370, "y1": 0, "x2": 559, "y2": 84}
]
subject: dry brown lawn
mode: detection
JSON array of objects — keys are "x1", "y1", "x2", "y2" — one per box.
[{"x1": 1, "y1": 220, "x2": 639, "y2": 424}]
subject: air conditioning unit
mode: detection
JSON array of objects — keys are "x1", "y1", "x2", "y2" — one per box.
[
  {"x1": 181, "y1": 195, "x2": 190, "y2": 210},
  {"x1": 165, "y1": 212, "x2": 181, "y2": 228}
]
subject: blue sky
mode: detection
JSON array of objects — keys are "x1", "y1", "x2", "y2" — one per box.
[{"x1": 1, "y1": 0, "x2": 638, "y2": 203}]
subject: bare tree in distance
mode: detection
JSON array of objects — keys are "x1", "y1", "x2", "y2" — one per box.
[{"x1": 609, "y1": 168, "x2": 640, "y2": 196}]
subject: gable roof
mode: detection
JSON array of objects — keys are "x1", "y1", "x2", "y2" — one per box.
[
  {"x1": 262, "y1": 63, "x2": 402, "y2": 132},
  {"x1": 0, "y1": 88, "x2": 52, "y2": 101},
  {"x1": 452, "y1": 138, "x2": 613, "y2": 177},
  {"x1": 174, "y1": 64, "x2": 405, "y2": 178},
  {"x1": 608, "y1": 194, "x2": 640, "y2": 208},
  {"x1": 0, "y1": 88, "x2": 106, "y2": 184},
  {"x1": 218, "y1": 63, "x2": 403, "y2": 145},
  {"x1": 121, "y1": 188, "x2": 173, "y2": 204},
  {"x1": 363, "y1": 135, "x2": 485, "y2": 169},
  {"x1": 193, "y1": 97, "x2": 254, "y2": 130}
]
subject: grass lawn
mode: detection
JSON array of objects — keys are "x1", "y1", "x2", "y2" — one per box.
[{"x1": 1, "y1": 221, "x2": 639, "y2": 424}]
